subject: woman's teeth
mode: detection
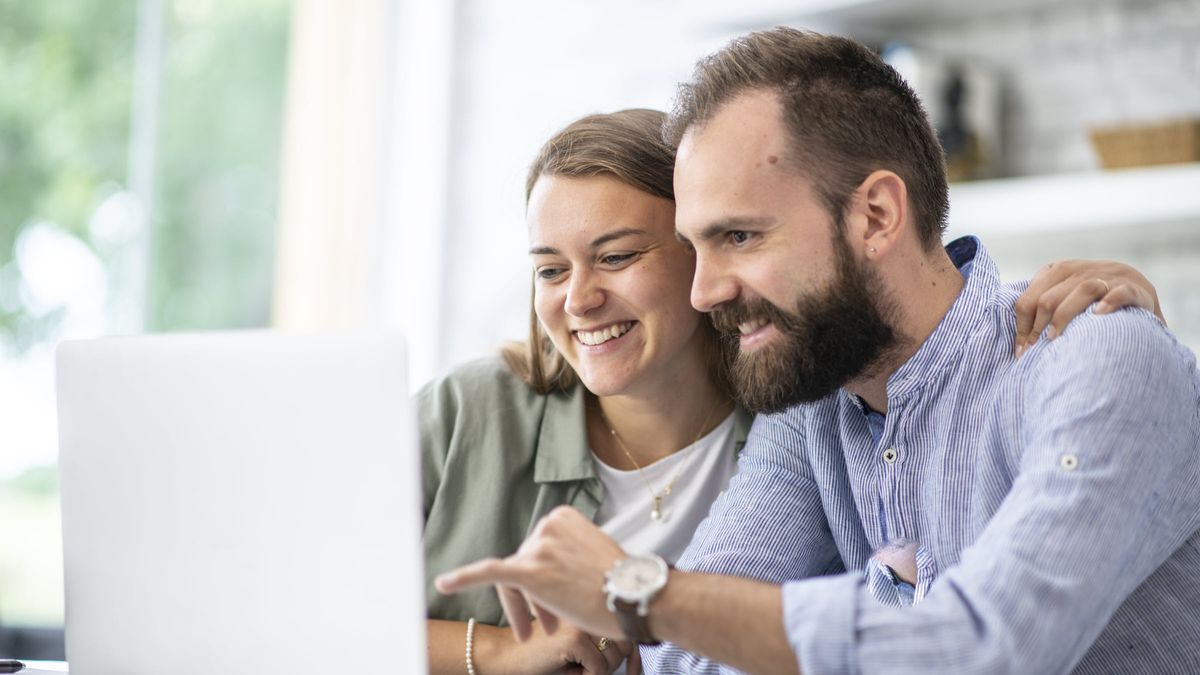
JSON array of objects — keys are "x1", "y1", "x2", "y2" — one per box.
[{"x1": 575, "y1": 322, "x2": 634, "y2": 346}]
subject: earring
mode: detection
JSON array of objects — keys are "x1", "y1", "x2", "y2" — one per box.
[{"x1": 868, "y1": 246, "x2": 877, "y2": 254}]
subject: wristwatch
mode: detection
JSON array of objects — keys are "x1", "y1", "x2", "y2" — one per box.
[{"x1": 603, "y1": 553, "x2": 669, "y2": 645}]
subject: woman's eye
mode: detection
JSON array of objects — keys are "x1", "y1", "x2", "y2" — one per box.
[
  {"x1": 600, "y1": 253, "x2": 636, "y2": 266},
  {"x1": 536, "y1": 267, "x2": 565, "y2": 281}
]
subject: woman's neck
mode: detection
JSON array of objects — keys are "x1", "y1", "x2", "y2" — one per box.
[{"x1": 587, "y1": 372, "x2": 733, "y2": 470}]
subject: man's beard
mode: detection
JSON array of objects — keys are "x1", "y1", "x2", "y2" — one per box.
[{"x1": 710, "y1": 235, "x2": 900, "y2": 414}]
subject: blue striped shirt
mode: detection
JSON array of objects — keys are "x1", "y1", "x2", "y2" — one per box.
[{"x1": 643, "y1": 237, "x2": 1200, "y2": 674}]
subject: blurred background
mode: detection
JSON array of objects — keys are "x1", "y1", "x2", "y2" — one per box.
[{"x1": 1, "y1": 0, "x2": 1198, "y2": 659}]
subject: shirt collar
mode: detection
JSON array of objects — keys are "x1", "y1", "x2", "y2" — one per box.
[
  {"x1": 533, "y1": 380, "x2": 598, "y2": 484},
  {"x1": 876, "y1": 235, "x2": 1000, "y2": 405}
]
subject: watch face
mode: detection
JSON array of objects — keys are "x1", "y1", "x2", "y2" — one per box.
[{"x1": 608, "y1": 555, "x2": 668, "y2": 597}]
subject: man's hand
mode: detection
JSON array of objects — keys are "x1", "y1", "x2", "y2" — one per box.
[
  {"x1": 1014, "y1": 259, "x2": 1165, "y2": 356},
  {"x1": 436, "y1": 506, "x2": 628, "y2": 642}
]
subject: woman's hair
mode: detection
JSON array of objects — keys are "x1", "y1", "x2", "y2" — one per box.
[{"x1": 502, "y1": 109, "x2": 727, "y2": 396}]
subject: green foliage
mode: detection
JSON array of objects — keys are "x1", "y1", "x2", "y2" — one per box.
[
  {"x1": 0, "y1": 0, "x2": 136, "y2": 350},
  {"x1": 0, "y1": 0, "x2": 290, "y2": 349},
  {"x1": 1, "y1": 464, "x2": 59, "y2": 498},
  {"x1": 150, "y1": 0, "x2": 289, "y2": 330}
]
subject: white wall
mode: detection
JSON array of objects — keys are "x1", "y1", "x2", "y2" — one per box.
[
  {"x1": 397, "y1": 1, "x2": 740, "y2": 384},
  {"x1": 390, "y1": 0, "x2": 1200, "y2": 385}
]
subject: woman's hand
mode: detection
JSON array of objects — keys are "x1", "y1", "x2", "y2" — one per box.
[
  {"x1": 1014, "y1": 259, "x2": 1165, "y2": 356},
  {"x1": 473, "y1": 620, "x2": 630, "y2": 675}
]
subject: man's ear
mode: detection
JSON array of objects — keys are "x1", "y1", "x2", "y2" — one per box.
[{"x1": 849, "y1": 170, "x2": 908, "y2": 260}]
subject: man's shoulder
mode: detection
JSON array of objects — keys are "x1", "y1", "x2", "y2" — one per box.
[
  {"x1": 1026, "y1": 306, "x2": 1195, "y2": 374},
  {"x1": 1015, "y1": 308, "x2": 1200, "y2": 427}
]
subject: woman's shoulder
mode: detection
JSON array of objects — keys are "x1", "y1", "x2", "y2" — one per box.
[{"x1": 418, "y1": 354, "x2": 536, "y2": 405}]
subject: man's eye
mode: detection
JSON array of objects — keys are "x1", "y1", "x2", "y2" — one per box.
[{"x1": 729, "y1": 231, "x2": 752, "y2": 245}]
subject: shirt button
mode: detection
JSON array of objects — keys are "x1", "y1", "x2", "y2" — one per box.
[
  {"x1": 882, "y1": 447, "x2": 898, "y2": 464},
  {"x1": 1060, "y1": 454, "x2": 1079, "y2": 470}
]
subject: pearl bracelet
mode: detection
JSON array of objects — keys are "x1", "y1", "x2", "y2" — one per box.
[{"x1": 465, "y1": 617, "x2": 477, "y2": 675}]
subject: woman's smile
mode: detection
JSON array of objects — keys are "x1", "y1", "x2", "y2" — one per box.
[{"x1": 573, "y1": 321, "x2": 638, "y2": 347}]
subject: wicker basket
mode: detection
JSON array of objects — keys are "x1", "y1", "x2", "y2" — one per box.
[{"x1": 1090, "y1": 118, "x2": 1200, "y2": 169}]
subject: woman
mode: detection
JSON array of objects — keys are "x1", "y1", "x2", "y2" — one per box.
[{"x1": 421, "y1": 109, "x2": 1164, "y2": 675}]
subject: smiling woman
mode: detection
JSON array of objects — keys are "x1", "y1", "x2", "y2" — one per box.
[{"x1": 420, "y1": 109, "x2": 748, "y2": 675}]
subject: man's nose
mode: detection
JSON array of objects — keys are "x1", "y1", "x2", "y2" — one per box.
[{"x1": 690, "y1": 255, "x2": 738, "y2": 313}]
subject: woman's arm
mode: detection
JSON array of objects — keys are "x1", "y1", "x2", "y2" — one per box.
[
  {"x1": 427, "y1": 618, "x2": 628, "y2": 675},
  {"x1": 1014, "y1": 259, "x2": 1165, "y2": 356}
]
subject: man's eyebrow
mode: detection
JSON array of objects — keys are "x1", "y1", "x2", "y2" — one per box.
[
  {"x1": 529, "y1": 227, "x2": 648, "y2": 255},
  {"x1": 691, "y1": 216, "x2": 776, "y2": 242}
]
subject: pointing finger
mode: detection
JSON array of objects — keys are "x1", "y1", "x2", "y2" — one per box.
[{"x1": 435, "y1": 558, "x2": 517, "y2": 594}]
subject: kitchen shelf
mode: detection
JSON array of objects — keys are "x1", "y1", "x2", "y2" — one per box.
[{"x1": 945, "y1": 162, "x2": 1200, "y2": 240}]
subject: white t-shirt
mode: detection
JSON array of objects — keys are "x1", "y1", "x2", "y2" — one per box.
[{"x1": 592, "y1": 413, "x2": 739, "y2": 564}]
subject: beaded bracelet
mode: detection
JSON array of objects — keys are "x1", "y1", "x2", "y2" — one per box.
[{"x1": 465, "y1": 617, "x2": 477, "y2": 675}]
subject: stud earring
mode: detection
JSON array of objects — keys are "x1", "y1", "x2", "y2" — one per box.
[{"x1": 868, "y1": 246, "x2": 877, "y2": 254}]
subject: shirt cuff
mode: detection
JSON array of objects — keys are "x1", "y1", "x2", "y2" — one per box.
[{"x1": 782, "y1": 572, "x2": 861, "y2": 674}]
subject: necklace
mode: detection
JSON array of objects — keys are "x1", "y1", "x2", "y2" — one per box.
[{"x1": 599, "y1": 401, "x2": 723, "y2": 523}]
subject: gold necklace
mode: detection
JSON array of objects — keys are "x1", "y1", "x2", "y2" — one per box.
[{"x1": 600, "y1": 401, "x2": 723, "y2": 523}]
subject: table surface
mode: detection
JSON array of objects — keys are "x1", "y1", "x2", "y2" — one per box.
[{"x1": 18, "y1": 661, "x2": 68, "y2": 673}]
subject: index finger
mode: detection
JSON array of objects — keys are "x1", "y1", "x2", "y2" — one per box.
[{"x1": 435, "y1": 558, "x2": 520, "y2": 594}]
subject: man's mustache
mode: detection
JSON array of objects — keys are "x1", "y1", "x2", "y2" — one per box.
[{"x1": 710, "y1": 297, "x2": 797, "y2": 337}]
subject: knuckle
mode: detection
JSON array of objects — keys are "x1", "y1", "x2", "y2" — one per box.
[{"x1": 1036, "y1": 296, "x2": 1057, "y2": 313}]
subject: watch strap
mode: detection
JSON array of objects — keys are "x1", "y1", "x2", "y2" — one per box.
[{"x1": 613, "y1": 599, "x2": 661, "y2": 645}]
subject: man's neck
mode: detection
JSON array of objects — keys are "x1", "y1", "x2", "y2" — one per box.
[{"x1": 847, "y1": 245, "x2": 965, "y2": 413}]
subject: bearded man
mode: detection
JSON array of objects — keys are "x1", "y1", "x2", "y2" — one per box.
[{"x1": 437, "y1": 28, "x2": 1200, "y2": 674}]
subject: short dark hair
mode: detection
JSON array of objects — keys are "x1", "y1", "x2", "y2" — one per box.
[{"x1": 664, "y1": 28, "x2": 949, "y2": 249}]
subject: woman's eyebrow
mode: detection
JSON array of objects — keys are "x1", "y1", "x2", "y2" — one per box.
[
  {"x1": 588, "y1": 227, "x2": 648, "y2": 250},
  {"x1": 529, "y1": 227, "x2": 649, "y2": 255}
]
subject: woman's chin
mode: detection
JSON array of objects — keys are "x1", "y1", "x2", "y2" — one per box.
[{"x1": 578, "y1": 372, "x2": 634, "y2": 398}]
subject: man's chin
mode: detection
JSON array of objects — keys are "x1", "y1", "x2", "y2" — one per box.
[{"x1": 731, "y1": 348, "x2": 855, "y2": 413}]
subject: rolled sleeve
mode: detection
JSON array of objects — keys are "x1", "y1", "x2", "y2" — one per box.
[{"x1": 783, "y1": 573, "x2": 860, "y2": 674}]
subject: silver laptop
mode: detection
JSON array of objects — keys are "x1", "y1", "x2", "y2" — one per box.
[{"x1": 56, "y1": 332, "x2": 426, "y2": 675}]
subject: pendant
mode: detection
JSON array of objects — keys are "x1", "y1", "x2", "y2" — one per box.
[{"x1": 651, "y1": 496, "x2": 664, "y2": 522}]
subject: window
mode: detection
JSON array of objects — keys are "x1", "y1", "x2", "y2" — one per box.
[{"x1": 0, "y1": 0, "x2": 290, "y2": 657}]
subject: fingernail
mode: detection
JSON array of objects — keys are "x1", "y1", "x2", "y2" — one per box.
[
  {"x1": 1015, "y1": 343, "x2": 1026, "y2": 358},
  {"x1": 1046, "y1": 326, "x2": 1057, "y2": 340},
  {"x1": 1095, "y1": 301, "x2": 1112, "y2": 314}
]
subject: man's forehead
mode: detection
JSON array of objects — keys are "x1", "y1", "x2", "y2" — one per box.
[
  {"x1": 681, "y1": 91, "x2": 785, "y2": 150},
  {"x1": 677, "y1": 95, "x2": 790, "y2": 183}
]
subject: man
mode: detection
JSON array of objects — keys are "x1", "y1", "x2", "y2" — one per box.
[{"x1": 437, "y1": 28, "x2": 1200, "y2": 673}]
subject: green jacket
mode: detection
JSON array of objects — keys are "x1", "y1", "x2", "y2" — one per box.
[{"x1": 419, "y1": 356, "x2": 752, "y2": 625}]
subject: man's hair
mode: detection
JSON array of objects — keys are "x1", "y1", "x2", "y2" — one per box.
[
  {"x1": 664, "y1": 28, "x2": 949, "y2": 249},
  {"x1": 507, "y1": 109, "x2": 729, "y2": 396}
]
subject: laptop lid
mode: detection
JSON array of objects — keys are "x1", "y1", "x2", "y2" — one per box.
[{"x1": 56, "y1": 332, "x2": 426, "y2": 675}]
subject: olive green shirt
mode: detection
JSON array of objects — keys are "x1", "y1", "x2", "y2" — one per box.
[{"x1": 419, "y1": 356, "x2": 752, "y2": 626}]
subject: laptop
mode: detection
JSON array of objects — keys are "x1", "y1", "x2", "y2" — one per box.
[{"x1": 55, "y1": 332, "x2": 426, "y2": 675}]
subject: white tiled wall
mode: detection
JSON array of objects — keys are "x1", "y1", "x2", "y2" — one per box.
[
  {"x1": 426, "y1": 0, "x2": 1200, "y2": 375},
  {"x1": 891, "y1": 0, "x2": 1200, "y2": 354}
]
